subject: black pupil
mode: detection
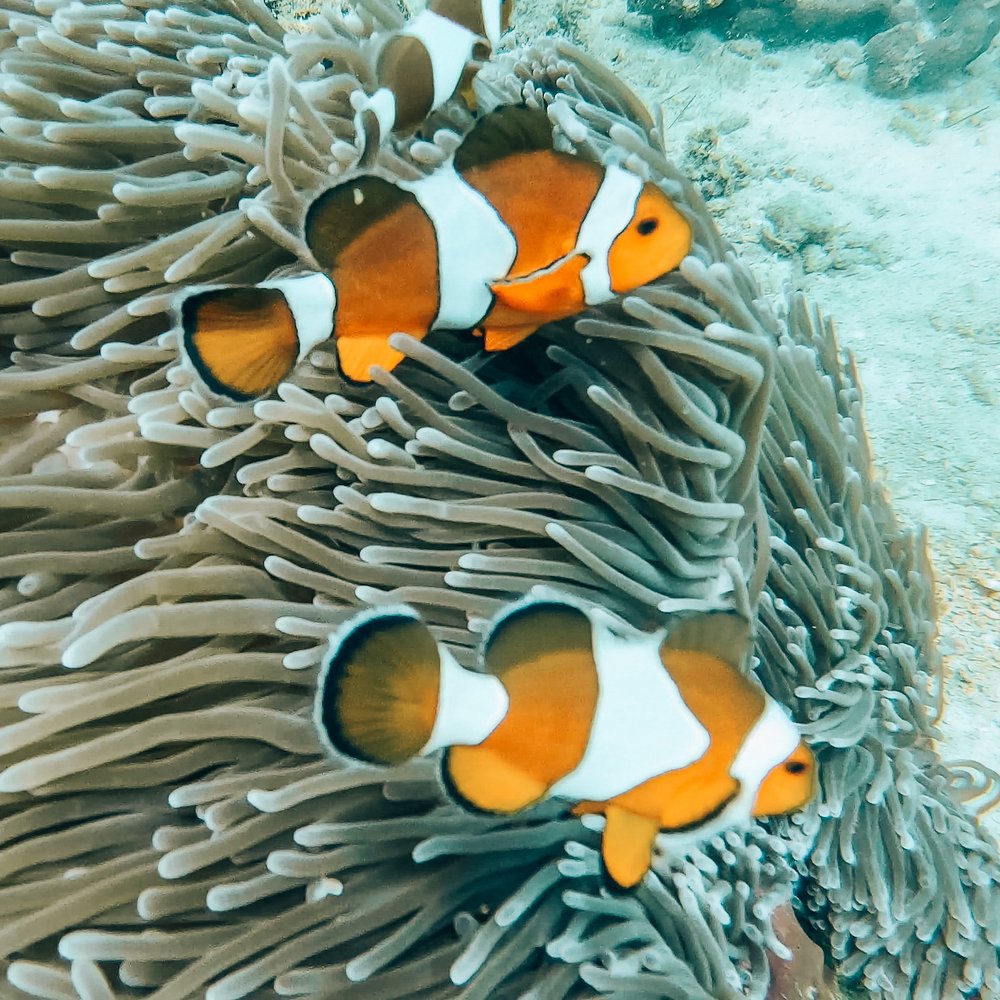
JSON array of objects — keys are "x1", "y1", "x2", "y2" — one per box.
[
  {"x1": 637, "y1": 218, "x2": 658, "y2": 236},
  {"x1": 785, "y1": 761, "x2": 807, "y2": 775}
]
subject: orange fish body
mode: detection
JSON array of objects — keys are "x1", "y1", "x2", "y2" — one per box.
[
  {"x1": 315, "y1": 597, "x2": 817, "y2": 890},
  {"x1": 178, "y1": 106, "x2": 693, "y2": 398}
]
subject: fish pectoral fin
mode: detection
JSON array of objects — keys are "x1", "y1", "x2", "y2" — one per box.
[
  {"x1": 336, "y1": 332, "x2": 413, "y2": 383},
  {"x1": 180, "y1": 285, "x2": 301, "y2": 401},
  {"x1": 601, "y1": 805, "x2": 659, "y2": 891},
  {"x1": 490, "y1": 255, "x2": 588, "y2": 316},
  {"x1": 443, "y1": 746, "x2": 548, "y2": 814}
]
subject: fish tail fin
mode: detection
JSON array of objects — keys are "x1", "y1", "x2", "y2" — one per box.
[
  {"x1": 178, "y1": 274, "x2": 334, "y2": 401},
  {"x1": 315, "y1": 608, "x2": 441, "y2": 766}
]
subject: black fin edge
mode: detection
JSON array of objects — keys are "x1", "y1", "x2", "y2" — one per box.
[
  {"x1": 438, "y1": 750, "x2": 503, "y2": 815},
  {"x1": 303, "y1": 175, "x2": 418, "y2": 272},
  {"x1": 314, "y1": 610, "x2": 422, "y2": 766},
  {"x1": 481, "y1": 598, "x2": 591, "y2": 669},
  {"x1": 179, "y1": 288, "x2": 258, "y2": 403}
]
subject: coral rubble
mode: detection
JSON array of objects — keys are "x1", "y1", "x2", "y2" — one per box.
[
  {"x1": 627, "y1": 0, "x2": 1000, "y2": 95},
  {"x1": 0, "y1": 1, "x2": 997, "y2": 998}
]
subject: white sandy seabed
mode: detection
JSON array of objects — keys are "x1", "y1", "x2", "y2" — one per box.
[{"x1": 275, "y1": 0, "x2": 1000, "y2": 840}]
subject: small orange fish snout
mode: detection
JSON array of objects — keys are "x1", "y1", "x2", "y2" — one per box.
[
  {"x1": 607, "y1": 182, "x2": 692, "y2": 296},
  {"x1": 751, "y1": 741, "x2": 817, "y2": 819}
]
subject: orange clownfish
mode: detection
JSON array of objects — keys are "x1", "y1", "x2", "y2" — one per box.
[
  {"x1": 314, "y1": 597, "x2": 817, "y2": 890},
  {"x1": 355, "y1": 0, "x2": 516, "y2": 145},
  {"x1": 179, "y1": 105, "x2": 693, "y2": 399}
]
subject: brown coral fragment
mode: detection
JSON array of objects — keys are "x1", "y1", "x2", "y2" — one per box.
[
  {"x1": 630, "y1": 0, "x2": 999, "y2": 94},
  {"x1": 766, "y1": 902, "x2": 836, "y2": 1000}
]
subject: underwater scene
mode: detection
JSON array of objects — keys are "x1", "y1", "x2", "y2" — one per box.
[{"x1": 0, "y1": 0, "x2": 997, "y2": 997}]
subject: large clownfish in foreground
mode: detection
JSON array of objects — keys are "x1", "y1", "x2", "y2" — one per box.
[
  {"x1": 314, "y1": 597, "x2": 817, "y2": 890},
  {"x1": 179, "y1": 105, "x2": 693, "y2": 400},
  {"x1": 354, "y1": 0, "x2": 516, "y2": 147}
]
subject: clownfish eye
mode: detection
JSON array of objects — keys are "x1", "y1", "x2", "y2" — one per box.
[
  {"x1": 637, "y1": 217, "x2": 658, "y2": 236},
  {"x1": 784, "y1": 760, "x2": 809, "y2": 776}
]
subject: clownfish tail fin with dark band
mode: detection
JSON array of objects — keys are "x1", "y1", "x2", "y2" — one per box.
[
  {"x1": 315, "y1": 607, "x2": 510, "y2": 768},
  {"x1": 315, "y1": 609, "x2": 438, "y2": 767},
  {"x1": 178, "y1": 273, "x2": 335, "y2": 402}
]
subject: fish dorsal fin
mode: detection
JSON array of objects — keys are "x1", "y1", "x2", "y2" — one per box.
[
  {"x1": 430, "y1": 0, "x2": 515, "y2": 46},
  {"x1": 453, "y1": 104, "x2": 554, "y2": 175},
  {"x1": 661, "y1": 611, "x2": 751, "y2": 670},
  {"x1": 304, "y1": 175, "x2": 416, "y2": 272},
  {"x1": 482, "y1": 598, "x2": 592, "y2": 677}
]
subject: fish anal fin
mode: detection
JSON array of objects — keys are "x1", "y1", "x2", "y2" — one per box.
[
  {"x1": 443, "y1": 745, "x2": 547, "y2": 814},
  {"x1": 336, "y1": 332, "x2": 415, "y2": 383},
  {"x1": 456, "y1": 75, "x2": 478, "y2": 113},
  {"x1": 601, "y1": 805, "x2": 659, "y2": 891},
  {"x1": 482, "y1": 323, "x2": 538, "y2": 353},
  {"x1": 181, "y1": 285, "x2": 298, "y2": 401},
  {"x1": 453, "y1": 55, "x2": 485, "y2": 111},
  {"x1": 490, "y1": 254, "x2": 587, "y2": 317}
]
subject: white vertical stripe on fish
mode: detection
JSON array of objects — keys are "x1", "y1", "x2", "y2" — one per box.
[
  {"x1": 261, "y1": 273, "x2": 337, "y2": 364},
  {"x1": 421, "y1": 648, "x2": 509, "y2": 753},
  {"x1": 405, "y1": 166, "x2": 517, "y2": 330},
  {"x1": 575, "y1": 165, "x2": 643, "y2": 305},
  {"x1": 730, "y1": 697, "x2": 801, "y2": 799},
  {"x1": 549, "y1": 622, "x2": 710, "y2": 801},
  {"x1": 403, "y1": 10, "x2": 479, "y2": 109},
  {"x1": 480, "y1": 0, "x2": 502, "y2": 47}
]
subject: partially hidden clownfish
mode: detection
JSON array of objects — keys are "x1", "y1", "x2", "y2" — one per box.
[
  {"x1": 354, "y1": 0, "x2": 516, "y2": 148},
  {"x1": 179, "y1": 105, "x2": 693, "y2": 401},
  {"x1": 313, "y1": 597, "x2": 817, "y2": 890}
]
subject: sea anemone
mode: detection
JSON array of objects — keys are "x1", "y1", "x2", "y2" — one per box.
[{"x1": 0, "y1": 2, "x2": 996, "y2": 998}]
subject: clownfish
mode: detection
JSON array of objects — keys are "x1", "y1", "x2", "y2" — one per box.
[
  {"x1": 314, "y1": 597, "x2": 817, "y2": 890},
  {"x1": 354, "y1": 0, "x2": 516, "y2": 147},
  {"x1": 179, "y1": 105, "x2": 693, "y2": 399}
]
